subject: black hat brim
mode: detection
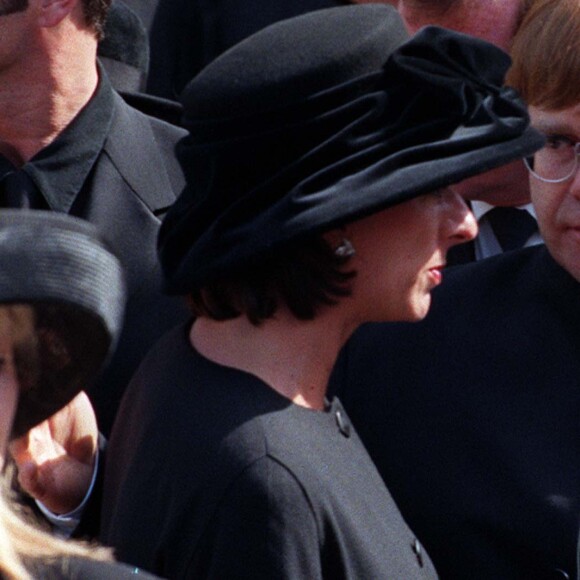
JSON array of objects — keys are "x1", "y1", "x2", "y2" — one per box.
[{"x1": 0, "y1": 211, "x2": 126, "y2": 437}]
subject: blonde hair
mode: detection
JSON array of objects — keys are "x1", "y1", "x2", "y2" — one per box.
[
  {"x1": 507, "y1": 0, "x2": 580, "y2": 109},
  {"x1": 0, "y1": 305, "x2": 112, "y2": 578},
  {"x1": 0, "y1": 486, "x2": 112, "y2": 579}
]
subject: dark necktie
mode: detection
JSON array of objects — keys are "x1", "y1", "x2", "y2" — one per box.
[
  {"x1": 0, "y1": 171, "x2": 44, "y2": 208},
  {"x1": 485, "y1": 206, "x2": 537, "y2": 252}
]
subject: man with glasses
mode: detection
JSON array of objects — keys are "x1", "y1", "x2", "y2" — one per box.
[
  {"x1": 331, "y1": 0, "x2": 580, "y2": 578},
  {"x1": 523, "y1": 131, "x2": 580, "y2": 280}
]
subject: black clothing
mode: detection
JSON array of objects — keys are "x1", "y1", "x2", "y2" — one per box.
[
  {"x1": 118, "y1": 91, "x2": 184, "y2": 126},
  {"x1": 445, "y1": 236, "x2": 476, "y2": 265},
  {"x1": 0, "y1": 70, "x2": 188, "y2": 434},
  {"x1": 28, "y1": 556, "x2": 158, "y2": 579},
  {"x1": 446, "y1": 203, "x2": 540, "y2": 266},
  {"x1": 101, "y1": 324, "x2": 437, "y2": 579},
  {"x1": 484, "y1": 206, "x2": 538, "y2": 251},
  {"x1": 0, "y1": 170, "x2": 46, "y2": 208},
  {"x1": 332, "y1": 245, "x2": 580, "y2": 579}
]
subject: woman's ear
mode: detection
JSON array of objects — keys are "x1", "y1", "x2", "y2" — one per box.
[{"x1": 323, "y1": 227, "x2": 356, "y2": 258}]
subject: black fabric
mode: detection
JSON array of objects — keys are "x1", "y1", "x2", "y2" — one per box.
[
  {"x1": 119, "y1": 90, "x2": 183, "y2": 126},
  {"x1": 77, "y1": 88, "x2": 189, "y2": 435},
  {"x1": 98, "y1": 0, "x2": 149, "y2": 93},
  {"x1": 445, "y1": 203, "x2": 539, "y2": 266},
  {"x1": 99, "y1": 0, "x2": 149, "y2": 71},
  {"x1": 27, "y1": 556, "x2": 159, "y2": 578},
  {"x1": 445, "y1": 236, "x2": 476, "y2": 266},
  {"x1": 485, "y1": 206, "x2": 538, "y2": 251},
  {"x1": 0, "y1": 171, "x2": 46, "y2": 208},
  {"x1": 98, "y1": 57, "x2": 145, "y2": 94},
  {"x1": 101, "y1": 324, "x2": 437, "y2": 579},
  {"x1": 13, "y1": 71, "x2": 114, "y2": 213},
  {"x1": 331, "y1": 245, "x2": 580, "y2": 579},
  {"x1": 159, "y1": 13, "x2": 544, "y2": 294},
  {"x1": 0, "y1": 69, "x2": 188, "y2": 435}
]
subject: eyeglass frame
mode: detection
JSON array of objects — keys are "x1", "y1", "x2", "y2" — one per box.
[{"x1": 524, "y1": 138, "x2": 580, "y2": 184}]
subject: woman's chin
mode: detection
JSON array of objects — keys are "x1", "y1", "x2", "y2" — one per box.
[{"x1": 407, "y1": 295, "x2": 432, "y2": 322}]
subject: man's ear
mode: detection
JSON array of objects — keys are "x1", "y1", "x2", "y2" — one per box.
[{"x1": 37, "y1": 0, "x2": 77, "y2": 28}]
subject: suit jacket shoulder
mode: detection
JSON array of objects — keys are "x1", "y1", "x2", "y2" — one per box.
[
  {"x1": 103, "y1": 92, "x2": 186, "y2": 216},
  {"x1": 333, "y1": 245, "x2": 580, "y2": 579}
]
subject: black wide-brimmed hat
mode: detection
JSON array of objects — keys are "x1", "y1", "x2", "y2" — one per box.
[
  {"x1": 0, "y1": 211, "x2": 126, "y2": 437},
  {"x1": 159, "y1": 4, "x2": 544, "y2": 294}
]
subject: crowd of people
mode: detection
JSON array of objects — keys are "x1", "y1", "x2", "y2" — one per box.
[{"x1": 0, "y1": 0, "x2": 578, "y2": 578}]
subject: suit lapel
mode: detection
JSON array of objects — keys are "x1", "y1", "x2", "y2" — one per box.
[{"x1": 104, "y1": 93, "x2": 184, "y2": 216}]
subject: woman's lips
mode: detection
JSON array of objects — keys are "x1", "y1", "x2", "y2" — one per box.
[{"x1": 427, "y1": 266, "x2": 444, "y2": 286}]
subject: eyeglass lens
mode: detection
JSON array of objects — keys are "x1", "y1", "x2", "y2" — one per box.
[{"x1": 526, "y1": 138, "x2": 580, "y2": 182}]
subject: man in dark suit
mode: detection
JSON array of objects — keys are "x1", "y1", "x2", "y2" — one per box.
[
  {"x1": 332, "y1": 1, "x2": 580, "y2": 577},
  {"x1": 333, "y1": 243, "x2": 580, "y2": 579},
  {"x1": 0, "y1": 0, "x2": 188, "y2": 435}
]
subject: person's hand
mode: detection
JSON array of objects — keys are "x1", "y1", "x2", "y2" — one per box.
[{"x1": 8, "y1": 391, "x2": 98, "y2": 514}]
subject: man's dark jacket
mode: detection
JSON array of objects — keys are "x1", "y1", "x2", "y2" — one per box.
[
  {"x1": 0, "y1": 73, "x2": 188, "y2": 433},
  {"x1": 79, "y1": 88, "x2": 188, "y2": 433},
  {"x1": 331, "y1": 245, "x2": 580, "y2": 580}
]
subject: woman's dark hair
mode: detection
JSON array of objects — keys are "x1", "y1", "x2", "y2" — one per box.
[{"x1": 188, "y1": 237, "x2": 356, "y2": 326}]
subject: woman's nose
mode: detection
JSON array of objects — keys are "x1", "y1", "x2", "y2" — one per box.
[{"x1": 445, "y1": 190, "x2": 478, "y2": 244}]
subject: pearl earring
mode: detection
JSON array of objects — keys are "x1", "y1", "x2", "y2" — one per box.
[{"x1": 335, "y1": 238, "x2": 356, "y2": 257}]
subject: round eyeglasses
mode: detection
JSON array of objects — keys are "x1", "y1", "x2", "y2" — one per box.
[{"x1": 524, "y1": 135, "x2": 580, "y2": 183}]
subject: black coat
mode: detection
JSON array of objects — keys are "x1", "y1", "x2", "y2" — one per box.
[
  {"x1": 73, "y1": 89, "x2": 189, "y2": 434},
  {"x1": 331, "y1": 245, "x2": 580, "y2": 580},
  {"x1": 100, "y1": 324, "x2": 436, "y2": 579}
]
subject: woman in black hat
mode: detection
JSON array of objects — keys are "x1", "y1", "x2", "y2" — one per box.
[
  {"x1": 0, "y1": 211, "x2": 161, "y2": 578},
  {"x1": 99, "y1": 4, "x2": 544, "y2": 578}
]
